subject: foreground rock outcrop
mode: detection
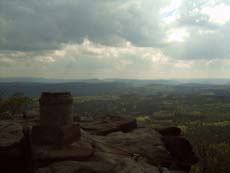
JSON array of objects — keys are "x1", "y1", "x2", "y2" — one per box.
[
  {"x1": 0, "y1": 92, "x2": 198, "y2": 173},
  {"x1": 0, "y1": 116, "x2": 198, "y2": 173},
  {"x1": 80, "y1": 115, "x2": 137, "y2": 135},
  {"x1": 35, "y1": 128, "x2": 164, "y2": 173},
  {"x1": 0, "y1": 121, "x2": 26, "y2": 173}
]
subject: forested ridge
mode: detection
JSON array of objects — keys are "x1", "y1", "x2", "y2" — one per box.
[{"x1": 1, "y1": 81, "x2": 230, "y2": 172}]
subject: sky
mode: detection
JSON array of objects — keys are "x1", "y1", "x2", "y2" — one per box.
[{"x1": 0, "y1": 0, "x2": 230, "y2": 79}]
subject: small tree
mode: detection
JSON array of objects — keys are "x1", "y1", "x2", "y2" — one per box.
[{"x1": 0, "y1": 92, "x2": 33, "y2": 115}]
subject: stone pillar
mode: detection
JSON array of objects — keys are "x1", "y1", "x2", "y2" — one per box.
[
  {"x1": 39, "y1": 92, "x2": 73, "y2": 127},
  {"x1": 32, "y1": 92, "x2": 80, "y2": 147}
]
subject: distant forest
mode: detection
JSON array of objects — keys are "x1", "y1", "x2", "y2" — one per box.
[
  {"x1": 1, "y1": 79, "x2": 230, "y2": 173},
  {"x1": 1, "y1": 78, "x2": 230, "y2": 97}
]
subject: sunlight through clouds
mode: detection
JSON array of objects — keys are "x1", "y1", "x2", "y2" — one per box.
[
  {"x1": 1, "y1": 0, "x2": 230, "y2": 78},
  {"x1": 160, "y1": 0, "x2": 182, "y2": 24},
  {"x1": 165, "y1": 28, "x2": 190, "y2": 42},
  {"x1": 202, "y1": 4, "x2": 230, "y2": 24}
]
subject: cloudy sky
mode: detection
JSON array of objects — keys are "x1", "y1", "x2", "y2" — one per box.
[{"x1": 0, "y1": 0, "x2": 230, "y2": 79}]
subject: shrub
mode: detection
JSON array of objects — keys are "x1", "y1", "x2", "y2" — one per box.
[{"x1": 0, "y1": 92, "x2": 33, "y2": 115}]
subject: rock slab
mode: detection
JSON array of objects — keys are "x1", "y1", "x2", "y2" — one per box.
[{"x1": 80, "y1": 116, "x2": 137, "y2": 135}]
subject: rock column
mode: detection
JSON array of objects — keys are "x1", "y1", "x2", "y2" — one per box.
[
  {"x1": 39, "y1": 92, "x2": 73, "y2": 127},
  {"x1": 32, "y1": 92, "x2": 80, "y2": 147}
]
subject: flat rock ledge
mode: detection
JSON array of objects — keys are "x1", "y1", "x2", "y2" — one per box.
[
  {"x1": 80, "y1": 116, "x2": 138, "y2": 135},
  {"x1": 0, "y1": 121, "x2": 26, "y2": 173},
  {"x1": 0, "y1": 117, "x2": 198, "y2": 173}
]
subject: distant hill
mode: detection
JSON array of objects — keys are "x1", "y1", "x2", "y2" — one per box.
[
  {"x1": 1, "y1": 77, "x2": 230, "y2": 85},
  {"x1": 1, "y1": 78, "x2": 230, "y2": 97},
  {"x1": 0, "y1": 77, "x2": 105, "y2": 83},
  {"x1": 133, "y1": 83, "x2": 230, "y2": 96},
  {"x1": 0, "y1": 82, "x2": 132, "y2": 97}
]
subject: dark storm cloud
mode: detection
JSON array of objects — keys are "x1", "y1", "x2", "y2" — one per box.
[
  {"x1": 0, "y1": 0, "x2": 164, "y2": 51},
  {"x1": 1, "y1": 0, "x2": 230, "y2": 79}
]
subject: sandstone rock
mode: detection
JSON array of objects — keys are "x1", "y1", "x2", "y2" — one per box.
[
  {"x1": 32, "y1": 92, "x2": 81, "y2": 148},
  {"x1": 39, "y1": 92, "x2": 73, "y2": 127},
  {"x1": 162, "y1": 136, "x2": 198, "y2": 171},
  {"x1": 0, "y1": 120, "x2": 23, "y2": 149},
  {"x1": 36, "y1": 167, "x2": 52, "y2": 173},
  {"x1": 0, "y1": 121, "x2": 26, "y2": 173},
  {"x1": 76, "y1": 128, "x2": 162, "y2": 173},
  {"x1": 155, "y1": 127, "x2": 181, "y2": 136},
  {"x1": 80, "y1": 116, "x2": 137, "y2": 135},
  {"x1": 0, "y1": 112, "x2": 14, "y2": 120},
  {"x1": 73, "y1": 115, "x2": 80, "y2": 122},
  {"x1": 33, "y1": 139, "x2": 95, "y2": 165},
  {"x1": 91, "y1": 128, "x2": 171, "y2": 166},
  {"x1": 35, "y1": 158, "x2": 160, "y2": 173},
  {"x1": 113, "y1": 158, "x2": 160, "y2": 173},
  {"x1": 32, "y1": 123, "x2": 81, "y2": 147},
  {"x1": 0, "y1": 119, "x2": 196, "y2": 173},
  {"x1": 36, "y1": 160, "x2": 116, "y2": 173}
]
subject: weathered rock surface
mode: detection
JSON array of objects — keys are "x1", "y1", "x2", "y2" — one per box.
[
  {"x1": 0, "y1": 121, "x2": 23, "y2": 149},
  {"x1": 80, "y1": 116, "x2": 137, "y2": 135},
  {"x1": 36, "y1": 160, "x2": 116, "y2": 173},
  {"x1": 33, "y1": 139, "x2": 94, "y2": 164},
  {"x1": 34, "y1": 128, "x2": 166, "y2": 173},
  {"x1": 0, "y1": 120, "x2": 27, "y2": 173},
  {"x1": 94, "y1": 128, "x2": 171, "y2": 166},
  {"x1": 155, "y1": 127, "x2": 182, "y2": 136},
  {"x1": 0, "y1": 117, "x2": 198, "y2": 173},
  {"x1": 32, "y1": 123, "x2": 81, "y2": 147},
  {"x1": 162, "y1": 136, "x2": 198, "y2": 171}
]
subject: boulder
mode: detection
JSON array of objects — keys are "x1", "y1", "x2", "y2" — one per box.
[
  {"x1": 36, "y1": 158, "x2": 160, "y2": 173},
  {"x1": 162, "y1": 136, "x2": 198, "y2": 171},
  {"x1": 0, "y1": 119, "x2": 197, "y2": 173},
  {"x1": 80, "y1": 116, "x2": 137, "y2": 135},
  {"x1": 36, "y1": 160, "x2": 116, "y2": 173},
  {"x1": 33, "y1": 139, "x2": 95, "y2": 166},
  {"x1": 34, "y1": 128, "x2": 162, "y2": 173},
  {"x1": 73, "y1": 115, "x2": 80, "y2": 122},
  {"x1": 0, "y1": 121, "x2": 24, "y2": 149},
  {"x1": 155, "y1": 127, "x2": 181, "y2": 136},
  {"x1": 0, "y1": 121, "x2": 26, "y2": 172},
  {"x1": 0, "y1": 112, "x2": 14, "y2": 120},
  {"x1": 92, "y1": 128, "x2": 171, "y2": 166},
  {"x1": 32, "y1": 123, "x2": 81, "y2": 147}
]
